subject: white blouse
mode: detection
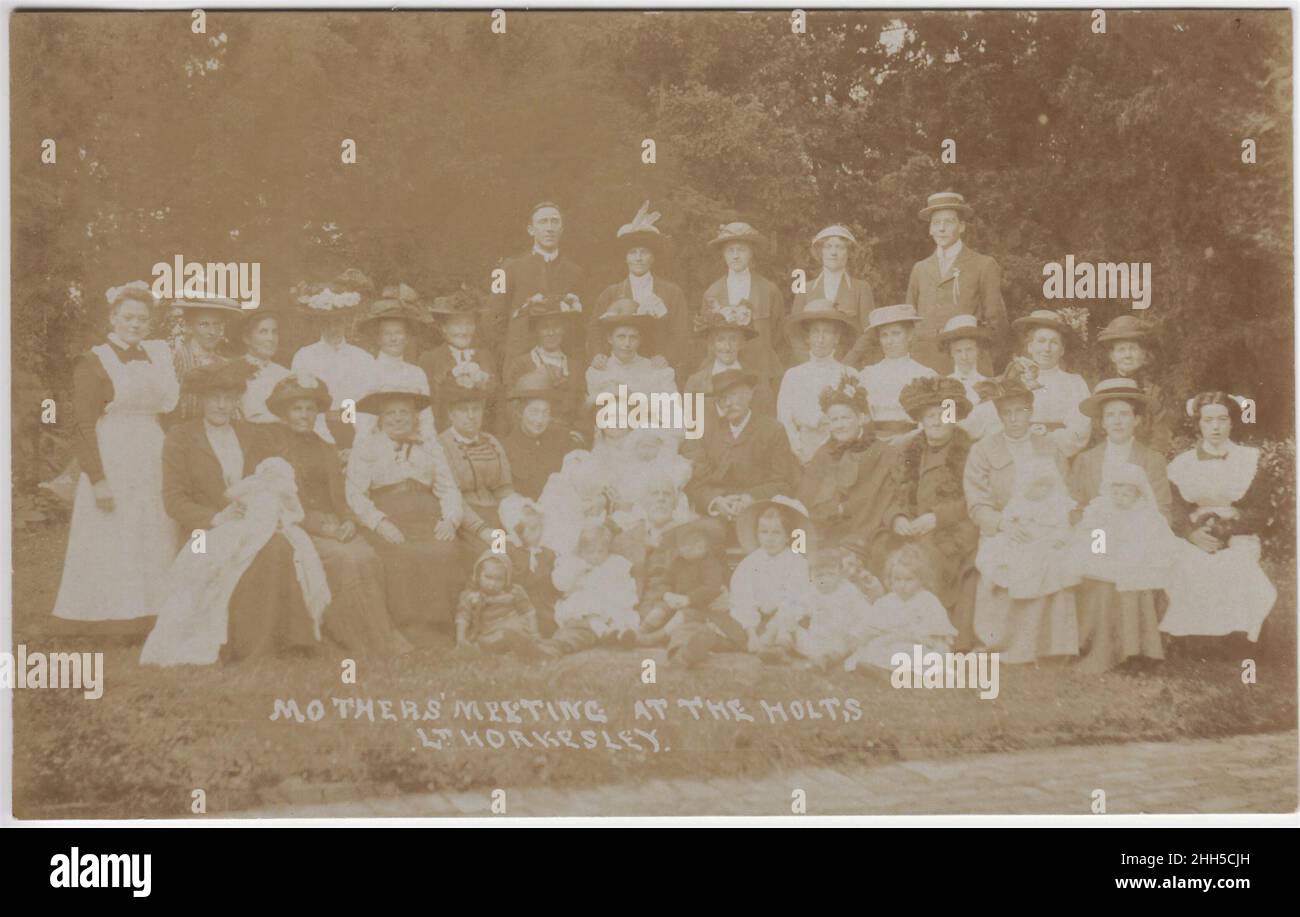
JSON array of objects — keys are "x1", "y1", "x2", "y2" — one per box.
[
  {"x1": 1029, "y1": 365, "x2": 1091, "y2": 457},
  {"x1": 240, "y1": 357, "x2": 291, "y2": 425},
  {"x1": 291, "y1": 339, "x2": 377, "y2": 445},
  {"x1": 585, "y1": 353, "x2": 677, "y2": 404},
  {"x1": 344, "y1": 430, "x2": 463, "y2": 531},
  {"x1": 858, "y1": 356, "x2": 936, "y2": 426},
  {"x1": 777, "y1": 355, "x2": 848, "y2": 460},
  {"x1": 357, "y1": 351, "x2": 435, "y2": 444}
]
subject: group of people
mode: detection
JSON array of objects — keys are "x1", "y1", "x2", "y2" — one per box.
[{"x1": 52, "y1": 191, "x2": 1277, "y2": 673}]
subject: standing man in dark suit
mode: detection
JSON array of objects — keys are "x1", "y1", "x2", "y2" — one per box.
[
  {"x1": 489, "y1": 201, "x2": 588, "y2": 369},
  {"x1": 905, "y1": 191, "x2": 1008, "y2": 374}
]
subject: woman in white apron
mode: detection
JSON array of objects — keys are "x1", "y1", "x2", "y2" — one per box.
[{"x1": 53, "y1": 282, "x2": 181, "y2": 622}]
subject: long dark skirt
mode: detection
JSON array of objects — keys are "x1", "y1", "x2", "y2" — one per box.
[
  {"x1": 313, "y1": 532, "x2": 412, "y2": 657},
  {"x1": 222, "y1": 533, "x2": 319, "y2": 661},
  {"x1": 1075, "y1": 578, "x2": 1164, "y2": 673},
  {"x1": 365, "y1": 484, "x2": 459, "y2": 633}
]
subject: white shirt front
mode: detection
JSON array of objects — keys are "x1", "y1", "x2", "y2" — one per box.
[
  {"x1": 726, "y1": 269, "x2": 752, "y2": 305},
  {"x1": 820, "y1": 269, "x2": 845, "y2": 303},
  {"x1": 291, "y1": 338, "x2": 377, "y2": 445},
  {"x1": 858, "y1": 356, "x2": 936, "y2": 425},
  {"x1": 533, "y1": 244, "x2": 559, "y2": 263},
  {"x1": 628, "y1": 272, "x2": 655, "y2": 305},
  {"x1": 729, "y1": 411, "x2": 753, "y2": 439},
  {"x1": 203, "y1": 420, "x2": 244, "y2": 488},
  {"x1": 936, "y1": 240, "x2": 964, "y2": 278}
]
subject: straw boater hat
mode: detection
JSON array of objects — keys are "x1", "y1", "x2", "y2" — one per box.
[
  {"x1": 899, "y1": 376, "x2": 972, "y2": 422},
  {"x1": 694, "y1": 300, "x2": 759, "y2": 339},
  {"x1": 710, "y1": 368, "x2": 759, "y2": 397},
  {"x1": 707, "y1": 221, "x2": 768, "y2": 251},
  {"x1": 938, "y1": 313, "x2": 992, "y2": 347},
  {"x1": 917, "y1": 190, "x2": 974, "y2": 222},
  {"x1": 1096, "y1": 314, "x2": 1154, "y2": 345},
  {"x1": 736, "y1": 494, "x2": 810, "y2": 553},
  {"x1": 866, "y1": 303, "x2": 923, "y2": 333},
  {"x1": 810, "y1": 224, "x2": 857, "y2": 259},
  {"x1": 1079, "y1": 377, "x2": 1154, "y2": 419},
  {"x1": 291, "y1": 268, "x2": 372, "y2": 319},
  {"x1": 266, "y1": 372, "x2": 332, "y2": 418},
  {"x1": 173, "y1": 294, "x2": 245, "y2": 316},
  {"x1": 784, "y1": 298, "x2": 856, "y2": 343},
  {"x1": 616, "y1": 200, "x2": 665, "y2": 254},
  {"x1": 506, "y1": 369, "x2": 568, "y2": 403},
  {"x1": 357, "y1": 283, "x2": 430, "y2": 334},
  {"x1": 356, "y1": 384, "x2": 432, "y2": 416},
  {"x1": 595, "y1": 297, "x2": 662, "y2": 337},
  {"x1": 183, "y1": 359, "x2": 258, "y2": 397}
]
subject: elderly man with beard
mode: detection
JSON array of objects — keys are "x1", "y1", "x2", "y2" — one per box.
[{"x1": 685, "y1": 369, "x2": 799, "y2": 525}]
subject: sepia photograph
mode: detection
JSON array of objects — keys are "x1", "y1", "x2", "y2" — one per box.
[{"x1": 4, "y1": 3, "x2": 1297, "y2": 825}]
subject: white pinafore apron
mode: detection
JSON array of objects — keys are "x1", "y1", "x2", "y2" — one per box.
[{"x1": 53, "y1": 340, "x2": 180, "y2": 620}]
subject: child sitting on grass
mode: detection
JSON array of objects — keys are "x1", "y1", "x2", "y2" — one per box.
[
  {"x1": 781, "y1": 546, "x2": 880, "y2": 670},
  {"x1": 546, "y1": 522, "x2": 640, "y2": 654},
  {"x1": 844, "y1": 543, "x2": 956, "y2": 672},
  {"x1": 638, "y1": 518, "x2": 747, "y2": 667},
  {"x1": 454, "y1": 551, "x2": 543, "y2": 657},
  {"x1": 728, "y1": 496, "x2": 810, "y2": 661},
  {"x1": 498, "y1": 494, "x2": 560, "y2": 638}
]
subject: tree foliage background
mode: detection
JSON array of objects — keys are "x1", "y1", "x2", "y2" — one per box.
[{"x1": 10, "y1": 9, "x2": 1293, "y2": 496}]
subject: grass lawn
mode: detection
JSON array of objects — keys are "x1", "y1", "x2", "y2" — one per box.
[{"x1": 10, "y1": 521, "x2": 1298, "y2": 819}]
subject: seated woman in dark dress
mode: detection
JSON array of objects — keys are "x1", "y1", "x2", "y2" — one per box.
[{"x1": 266, "y1": 373, "x2": 411, "y2": 656}]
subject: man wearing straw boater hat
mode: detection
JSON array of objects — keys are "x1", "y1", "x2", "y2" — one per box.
[
  {"x1": 905, "y1": 191, "x2": 1009, "y2": 374},
  {"x1": 490, "y1": 200, "x2": 589, "y2": 366}
]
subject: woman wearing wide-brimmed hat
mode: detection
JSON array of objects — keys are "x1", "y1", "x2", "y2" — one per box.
[
  {"x1": 777, "y1": 300, "x2": 856, "y2": 464},
  {"x1": 789, "y1": 224, "x2": 876, "y2": 367},
  {"x1": 1093, "y1": 314, "x2": 1172, "y2": 454},
  {"x1": 698, "y1": 221, "x2": 786, "y2": 376},
  {"x1": 589, "y1": 201, "x2": 690, "y2": 372},
  {"x1": 53, "y1": 281, "x2": 182, "y2": 627},
  {"x1": 234, "y1": 303, "x2": 292, "y2": 425},
  {"x1": 417, "y1": 288, "x2": 500, "y2": 433},
  {"x1": 1066, "y1": 377, "x2": 1174, "y2": 673},
  {"x1": 502, "y1": 292, "x2": 585, "y2": 434},
  {"x1": 266, "y1": 373, "x2": 411, "y2": 656},
  {"x1": 437, "y1": 377, "x2": 516, "y2": 564},
  {"x1": 147, "y1": 360, "x2": 321, "y2": 663},
  {"x1": 584, "y1": 297, "x2": 678, "y2": 417},
  {"x1": 682, "y1": 301, "x2": 778, "y2": 420},
  {"x1": 170, "y1": 293, "x2": 242, "y2": 423},
  {"x1": 289, "y1": 269, "x2": 378, "y2": 449},
  {"x1": 1161, "y1": 392, "x2": 1276, "y2": 653},
  {"x1": 346, "y1": 383, "x2": 464, "y2": 641},
  {"x1": 964, "y1": 370, "x2": 1078, "y2": 664},
  {"x1": 355, "y1": 283, "x2": 436, "y2": 444},
  {"x1": 885, "y1": 376, "x2": 980, "y2": 648},
  {"x1": 1009, "y1": 308, "x2": 1093, "y2": 457},
  {"x1": 500, "y1": 369, "x2": 583, "y2": 501},
  {"x1": 905, "y1": 190, "x2": 1009, "y2": 373},
  {"x1": 796, "y1": 373, "x2": 899, "y2": 573},
  {"x1": 938, "y1": 313, "x2": 1002, "y2": 441}
]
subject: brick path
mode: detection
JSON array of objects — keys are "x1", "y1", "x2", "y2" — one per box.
[{"x1": 240, "y1": 730, "x2": 1297, "y2": 817}]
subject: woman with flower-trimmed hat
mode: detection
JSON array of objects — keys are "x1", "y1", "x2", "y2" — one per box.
[
  {"x1": 857, "y1": 304, "x2": 938, "y2": 440},
  {"x1": 53, "y1": 281, "x2": 181, "y2": 626},
  {"x1": 1066, "y1": 377, "x2": 1174, "y2": 672},
  {"x1": 266, "y1": 373, "x2": 411, "y2": 656},
  {"x1": 789, "y1": 224, "x2": 876, "y2": 367},
  {"x1": 345, "y1": 383, "x2": 464, "y2": 641},
  {"x1": 289, "y1": 269, "x2": 378, "y2": 450},
  {"x1": 356, "y1": 283, "x2": 436, "y2": 444},
  {"x1": 589, "y1": 200, "x2": 690, "y2": 372},
  {"x1": 1093, "y1": 314, "x2": 1172, "y2": 454},
  {"x1": 683, "y1": 302, "x2": 777, "y2": 419},
  {"x1": 502, "y1": 292, "x2": 585, "y2": 434},
  {"x1": 885, "y1": 376, "x2": 980, "y2": 648},
  {"x1": 777, "y1": 299, "x2": 856, "y2": 465},
  {"x1": 698, "y1": 221, "x2": 786, "y2": 376},
  {"x1": 170, "y1": 293, "x2": 242, "y2": 423},
  {"x1": 964, "y1": 370, "x2": 1078, "y2": 664},
  {"x1": 1009, "y1": 308, "x2": 1093, "y2": 457},
  {"x1": 796, "y1": 373, "x2": 899, "y2": 573}
]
